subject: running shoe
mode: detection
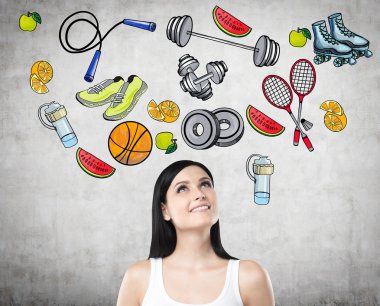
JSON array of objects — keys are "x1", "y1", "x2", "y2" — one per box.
[
  {"x1": 103, "y1": 75, "x2": 147, "y2": 121},
  {"x1": 76, "y1": 76, "x2": 124, "y2": 107}
]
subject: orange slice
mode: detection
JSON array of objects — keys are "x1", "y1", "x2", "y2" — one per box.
[
  {"x1": 31, "y1": 60, "x2": 53, "y2": 84},
  {"x1": 324, "y1": 112, "x2": 347, "y2": 132},
  {"x1": 159, "y1": 100, "x2": 180, "y2": 123},
  {"x1": 320, "y1": 100, "x2": 344, "y2": 115},
  {"x1": 30, "y1": 74, "x2": 49, "y2": 94},
  {"x1": 147, "y1": 100, "x2": 164, "y2": 121}
]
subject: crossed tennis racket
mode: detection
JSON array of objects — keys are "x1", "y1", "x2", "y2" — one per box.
[{"x1": 262, "y1": 59, "x2": 316, "y2": 152}]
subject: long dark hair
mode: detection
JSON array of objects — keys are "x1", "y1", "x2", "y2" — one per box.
[{"x1": 148, "y1": 160, "x2": 237, "y2": 259}]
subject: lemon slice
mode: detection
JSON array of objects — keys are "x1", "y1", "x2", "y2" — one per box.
[
  {"x1": 159, "y1": 100, "x2": 180, "y2": 123},
  {"x1": 324, "y1": 112, "x2": 347, "y2": 132},
  {"x1": 30, "y1": 74, "x2": 49, "y2": 94},
  {"x1": 320, "y1": 100, "x2": 344, "y2": 115},
  {"x1": 147, "y1": 100, "x2": 165, "y2": 121}
]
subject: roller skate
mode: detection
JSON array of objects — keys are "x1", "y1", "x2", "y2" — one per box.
[
  {"x1": 328, "y1": 13, "x2": 373, "y2": 60},
  {"x1": 312, "y1": 20, "x2": 356, "y2": 67}
]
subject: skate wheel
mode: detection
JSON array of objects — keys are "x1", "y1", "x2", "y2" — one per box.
[
  {"x1": 325, "y1": 55, "x2": 331, "y2": 62},
  {"x1": 314, "y1": 55, "x2": 324, "y2": 65},
  {"x1": 365, "y1": 50, "x2": 373, "y2": 58},
  {"x1": 352, "y1": 50, "x2": 360, "y2": 59},
  {"x1": 333, "y1": 58, "x2": 343, "y2": 67}
]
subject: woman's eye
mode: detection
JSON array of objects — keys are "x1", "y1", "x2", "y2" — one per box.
[
  {"x1": 177, "y1": 185, "x2": 187, "y2": 193},
  {"x1": 201, "y1": 181, "x2": 212, "y2": 188}
]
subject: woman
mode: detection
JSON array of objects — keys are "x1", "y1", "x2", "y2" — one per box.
[{"x1": 117, "y1": 160, "x2": 275, "y2": 306}]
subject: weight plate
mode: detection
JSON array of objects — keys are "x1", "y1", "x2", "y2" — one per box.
[
  {"x1": 170, "y1": 16, "x2": 181, "y2": 43},
  {"x1": 181, "y1": 109, "x2": 220, "y2": 149},
  {"x1": 264, "y1": 39, "x2": 275, "y2": 66},
  {"x1": 212, "y1": 108, "x2": 244, "y2": 147},
  {"x1": 266, "y1": 40, "x2": 278, "y2": 66},
  {"x1": 272, "y1": 42, "x2": 280, "y2": 65},
  {"x1": 176, "y1": 15, "x2": 193, "y2": 47},
  {"x1": 178, "y1": 54, "x2": 199, "y2": 76},
  {"x1": 166, "y1": 16, "x2": 176, "y2": 40},
  {"x1": 253, "y1": 35, "x2": 271, "y2": 67}
]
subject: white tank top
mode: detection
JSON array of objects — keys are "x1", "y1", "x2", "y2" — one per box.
[{"x1": 142, "y1": 258, "x2": 244, "y2": 306}]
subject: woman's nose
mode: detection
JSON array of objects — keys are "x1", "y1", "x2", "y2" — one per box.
[{"x1": 194, "y1": 189, "x2": 206, "y2": 200}]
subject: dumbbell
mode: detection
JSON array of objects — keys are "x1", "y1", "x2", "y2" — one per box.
[
  {"x1": 180, "y1": 61, "x2": 228, "y2": 93},
  {"x1": 167, "y1": 15, "x2": 280, "y2": 67}
]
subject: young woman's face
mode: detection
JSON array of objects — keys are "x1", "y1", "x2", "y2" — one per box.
[{"x1": 162, "y1": 165, "x2": 219, "y2": 231}]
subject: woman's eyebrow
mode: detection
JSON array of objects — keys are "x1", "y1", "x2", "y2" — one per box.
[{"x1": 173, "y1": 180, "x2": 190, "y2": 188}]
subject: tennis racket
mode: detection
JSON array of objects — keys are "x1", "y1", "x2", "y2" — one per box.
[
  {"x1": 289, "y1": 59, "x2": 316, "y2": 146},
  {"x1": 262, "y1": 75, "x2": 314, "y2": 152}
]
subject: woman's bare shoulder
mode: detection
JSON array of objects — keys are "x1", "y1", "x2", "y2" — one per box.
[
  {"x1": 116, "y1": 260, "x2": 151, "y2": 306},
  {"x1": 238, "y1": 260, "x2": 275, "y2": 306}
]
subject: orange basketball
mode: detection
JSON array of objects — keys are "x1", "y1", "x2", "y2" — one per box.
[{"x1": 108, "y1": 121, "x2": 153, "y2": 165}]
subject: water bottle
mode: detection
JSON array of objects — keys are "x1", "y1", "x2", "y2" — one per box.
[
  {"x1": 38, "y1": 101, "x2": 78, "y2": 148},
  {"x1": 246, "y1": 154, "x2": 274, "y2": 205}
]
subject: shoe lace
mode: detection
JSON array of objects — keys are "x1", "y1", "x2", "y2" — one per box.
[
  {"x1": 335, "y1": 18, "x2": 354, "y2": 37},
  {"x1": 89, "y1": 81, "x2": 107, "y2": 94},
  {"x1": 319, "y1": 24, "x2": 338, "y2": 45},
  {"x1": 110, "y1": 92, "x2": 124, "y2": 107}
]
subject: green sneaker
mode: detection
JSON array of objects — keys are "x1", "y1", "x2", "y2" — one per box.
[
  {"x1": 76, "y1": 76, "x2": 124, "y2": 107},
  {"x1": 103, "y1": 75, "x2": 147, "y2": 121}
]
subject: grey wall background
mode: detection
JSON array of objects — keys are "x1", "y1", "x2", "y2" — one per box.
[{"x1": 1, "y1": 0, "x2": 379, "y2": 305}]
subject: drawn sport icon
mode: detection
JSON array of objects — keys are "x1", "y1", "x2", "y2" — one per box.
[
  {"x1": 166, "y1": 15, "x2": 280, "y2": 67},
  {"x1": 59, "y1": 11, "x2": 156, "y2": 82},
  {"x1": 108, "y1": 121, "x2": 153, "y2": 165},
  {"x1": 262, "y1": 75, "x2": 314, "y2": 152},
  {"x1": 289, "y1": 59, "x2": 316, "y2": 146}
]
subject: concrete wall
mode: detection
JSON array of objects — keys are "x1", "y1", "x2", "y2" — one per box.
[{"x1": 1, "y1": 0, "x2": 379, "y2": 305}]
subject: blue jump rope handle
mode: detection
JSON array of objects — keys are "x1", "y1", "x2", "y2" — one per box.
[
  {"x1": 84, "y1": 20, "x2": 155, "y2": 82},
  {"x1": 84, "y1": 50, "x2": 101, "y2": 82},
  {"x1": 123, "y1": 19, "x2": 156, "y2": 32}
]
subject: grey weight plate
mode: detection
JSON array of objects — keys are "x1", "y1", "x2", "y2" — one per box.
[
  {"x1": 180, "y1": 72, "x2": 202, "y2": 92},
  {"x1": 272, "y1": 42, "x2": 280, "y2": 65},
  {"x1": 166, "y1": 16, "x2": 176, "y2": 40},
  {"x1": 178, "y1": 54, "x2": 199, "y2": 76},
  {"x1": 176, "y1": 15, "x2": 193, "y2": 47},
  {"x1": 206, "y1": 61, "x2": 227, "y2": 84},
  {"x1": 213, "y1": 108, "x2": 244, "y2": 147},
  {"x1": 169, "y1": 16, "x2": 181, "y2": 43},
  {"x1": 253, "y1": 35, "x2": 271, "y2": 67},
  {"x1": 264, "y1": 39, "x2": 275, "y2": 66},
  {"x1": 266, "y1": 40, "x2": 278, "y2": 66},
  {"x1": 181, "y1": 109, "x2": 220, "y2": 149}
]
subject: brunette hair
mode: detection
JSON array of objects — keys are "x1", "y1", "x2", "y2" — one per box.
[{"x1": 148, "y1": 160, "x2": 237, "y2": 259}]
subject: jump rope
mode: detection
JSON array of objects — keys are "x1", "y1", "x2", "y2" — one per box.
[{"x1": 59, "y1": 11, "x2": 156, "y2": 82}]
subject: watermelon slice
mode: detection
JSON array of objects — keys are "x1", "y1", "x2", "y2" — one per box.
[
  {"x1": 76, "y1": 147, "x2": 115, "y2": 178},
  {"x1": 212, "y1": 6, "x2": 252, "y2": 37},
  {"x1": 246, "y1": 105, "x2": 285, "y2": 137}
]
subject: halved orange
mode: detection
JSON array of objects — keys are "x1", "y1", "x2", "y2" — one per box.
[
  {"x1": 30, "y1": 74, "x2": 49, "y2": 94},
  {"x1": 31, "y1": 60, "x2": 53, "y2": 84},
  {"x1": 159, "y1": 100, "x2": 180, "y2": 123},
  {"x1": 324, "y1": 112, "x2": 347, "y2": 132},
  {"x1": 147, "y1": 100, "x2": 165, "y2": 121},
  {"x1": 320, "y1": 100, "x2": 344, "y2": 115}
]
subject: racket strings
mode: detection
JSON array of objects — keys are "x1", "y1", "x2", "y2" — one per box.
[
  {"x1": 291, "y1": 61, "x2": 315, "y2": 95},
  {"x1": 264, "y1": 78, "x2": 292, "y2": 108}
]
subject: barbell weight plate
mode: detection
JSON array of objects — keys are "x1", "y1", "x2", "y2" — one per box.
[
  {"x1": 263, "y1": 39, "x2": 275, "y2": 66},
  {"x1": 272, "y1": 42, "x2": 280, "y2": 65},
  {"x1": 176, "y1": 15, "x2": 193, "y2": 47},
  {"x1": 253, "y1": 35, "x2": 271, "y2": 67},
  {"x1": 268, "y1": 40, "x2": 279, "y2": 66},
  {"x1": 212, "y1": 108, "x2": 244, "y2": 147},
  {"x1": 181, "y1": 109, "x2": 220, "y2": 149},
  {"x1": 166, "y1": 16, "x2": 176, "y2": 41}
]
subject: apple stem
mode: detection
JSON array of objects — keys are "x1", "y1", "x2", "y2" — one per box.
[
  {"x1": 297, "y1": 27, "x2": 301, "y2": 32},
  {"x1": 27, "y1": 11, "x2": 32, "y2": 16}
]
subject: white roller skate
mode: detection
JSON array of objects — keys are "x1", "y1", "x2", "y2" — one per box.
[
  {"x1": 328, "y1": 13, "x2": 373, "y2": 60},
  {"x1": 312, "y1": 20, "x2": 356, "y2": 67}
]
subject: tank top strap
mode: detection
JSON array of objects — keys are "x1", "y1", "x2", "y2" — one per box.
[{"x1": 229, "y1": 260, "x2": 244, "y2": 305}]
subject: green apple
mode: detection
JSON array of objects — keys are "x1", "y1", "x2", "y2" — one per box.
[
  {"x1": 155, "y1": 132, "x2": 174, "y2": 150},
  {"x1": 19, "y1": 12, "x2": 41, "y2": 32},
  {"x1": 289, "y1": 27, "x2": 311, "y2": 47}
]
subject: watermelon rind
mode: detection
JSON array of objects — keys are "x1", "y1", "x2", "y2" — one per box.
[
  {"x1": 246, "y1": 105, "x2": 285, "y2": 137},
  {"x1": 212, "y1": 6, "x2": 252, "y2": 38},
  {"x1": 76, "y1": 147, "x2": 115, "y2": 179}
]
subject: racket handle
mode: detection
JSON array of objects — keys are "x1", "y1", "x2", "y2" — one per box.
[
  {"x1": 293, "y1": 128, "x2": 300, "y2": 146},
  {"x1": 302, "y1": 134, "x2": 314, "y2": 152}
]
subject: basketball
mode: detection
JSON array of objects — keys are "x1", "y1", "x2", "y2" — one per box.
[{"x1": 108, "y1": 121, "x2": 153, "y2": 165}]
